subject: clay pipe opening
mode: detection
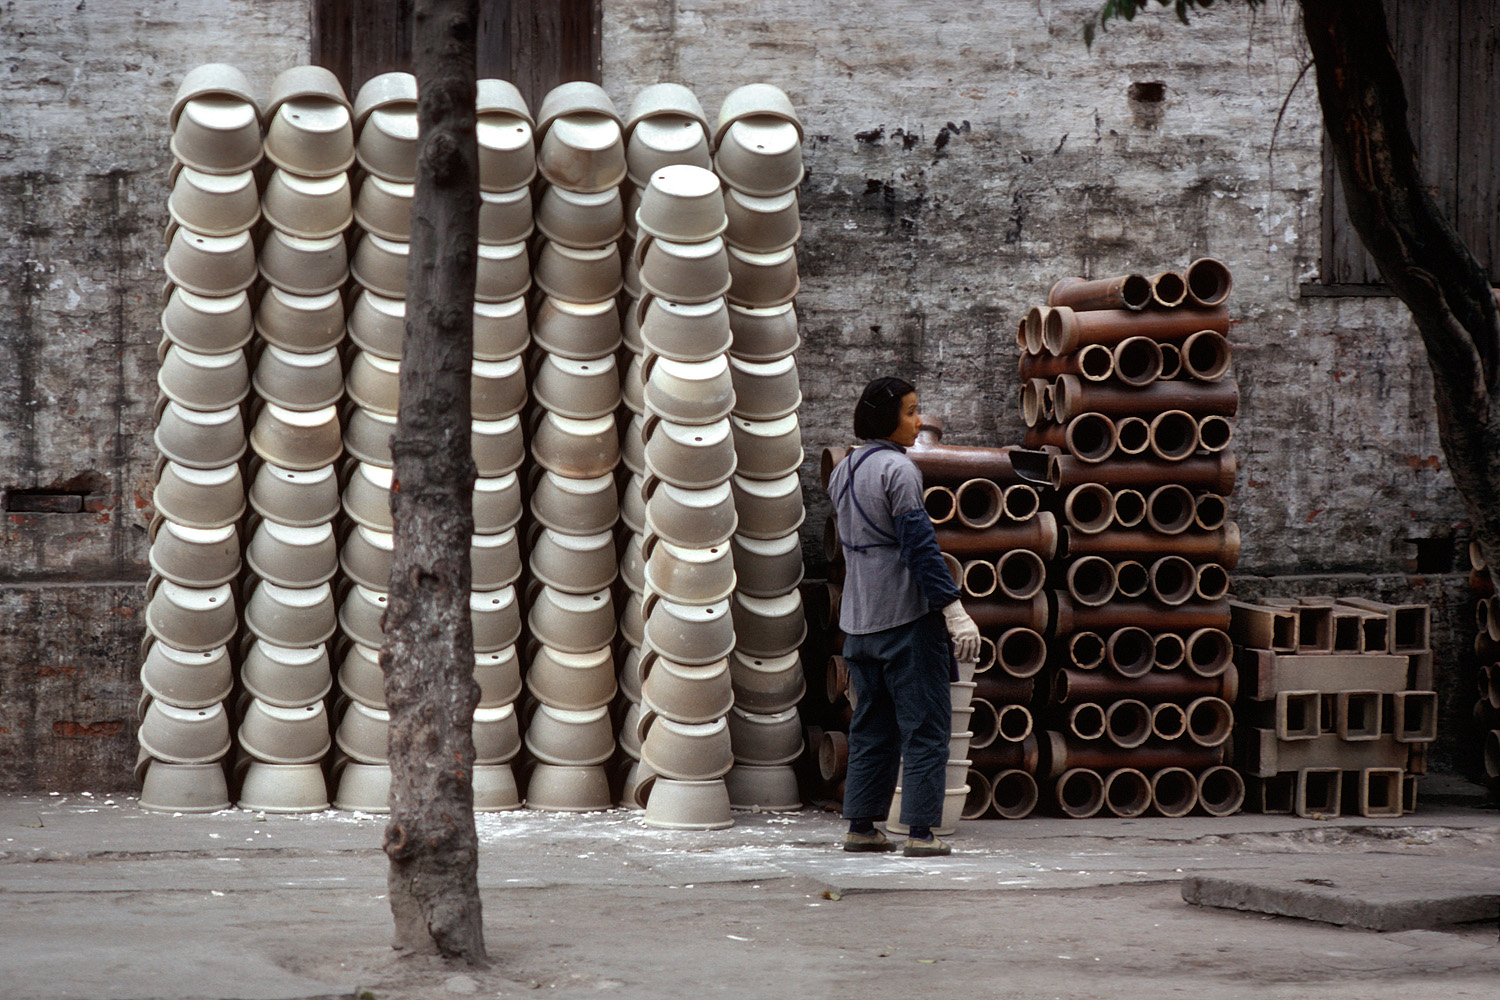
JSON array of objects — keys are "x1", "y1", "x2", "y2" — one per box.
[
  {"x1": 1151, "y1": 701, "x2": 1189, "y2": 741},
  {"x1": 1149, "y1": 270, "x2": 1187, "y2": 308},
  {"x1": 1068, "y1": 702, "x2": 1107, "y2": 740},
  {"x1": 940, "y1": 551, "x2": 962, "y2": 587},
  {"x1": 1194, "y1": 493, "x2": 1228, "y2": 531},
  {"x1": 990, "y1": 769, "x2": 1040, "y2": 820},
  {"x1": 968, "y1": 697, "x2": 1000, "y2": 749},
  {"x1": 1114, "y1": 559, "x2": 1149, "y2": 599},
  {"x1": 1195, "y1": 764, "x2": 1245, "y2": 816},
  {"x1": 1113, "y1": 488, "x2": 1146, "y2": 527},
  {"x1": 1113, "y1": 416, "x2": 1148, "y2": 456},
  {"x1": 1024, "y1": 305, "x2": 1050, "y2": 355},
  {"x1": 818, "y1": 730, "x2": 849, "y2": 781},
  {"x1": 1184, "y1": 627, "x2": 1233, "y2": 677},
  {"x1": 955, "y1": 478, "x2": 1004, "y2": 529},
  {"x1": 826, "y1": 654, "x2": 849, "y2": 703},
  {"x1": 995, "y1": 549, "x2": 1046, "y2": 601},
  {"x1": 823, "y1": 513, "x2": 842, "y2": 564},
  {"x1": 1186, "y1": 696, "x2": 1234, "y2": 747},
  {"x1": 1146, "y1": 483, "x2": 1195, "y2": 534},
  {"x1": 1069, "y1": 630, "x2": 1106, "y2": 670},
  {"x1": 1018, "y1": 342, "x2": 1115, "y2": 382},
  {"x1": 975, "y1": 634, "x2": 997, "y2": 674},
  {"x1": 1197, "y1": 414, "x2": 1234, "y2": 453},
  {"x1": 1048, "y1": 273, "x2": 1153, "y2": 312},
  {"x1": 994, "y1": 626, "x2": 1046, "y2": 679},
  {"x1": 1066, "y1": 413, "x2": 1117, "y2": 464},
  {"x1": 1181, "y1": 329, "x2": 1232, "y2": 381},
  {"x1": 961, "y1": 558, "x2": 998, "y2": 598},
  {"x1": 1149, "y1": 555, "x2": 1197, "y2": 606},
  {"x1": 924, "y1": 484, "x2": 957, "y2": 524},
  {"x1": 1063, "y1": 482, "x2": 1115, "y2": 534},
  {"x1": 1158, "y1": 342, "x2": 1182, "y2": 379},
  {"x1": 1150, "y1": 766, "x2": 1199, "y2": 817},
  {"x1": 1020, "y1": 378, "x2": 1047, "y2": 427},
  {"x1": 1055, "y1": 767, "x2": 1106, "y2": 818},
  {"x1": 1195, "y1": 562, "x2": 1231, "y2": 602},
  {"x1": 1112, "y1": 336, "x2": 1165, "y2": 387},
  {"x1": 1015, "y1": 315, "x2": 1030, "y2": 353},
  {"x1": 1105, "y1": 698, "x2": 1152, "y2": 749},
  {"x1": 1148, "y1": 409, "x2": 1199, "y2": 461},
  {"x1": 1067, "y1": 555, "x2": 1118, "y2": 607},
  {"x1": 1153, "y1": 631, "x2": 1187, "y2": 670},
  {"x1": 1185, "y1": 257, "x2": 1234, "y2": 308},
  {"x1": 1003, "y1": 483, "x2": 1041, "y2": 522},
  {"x1": 995, "y1": 703, "x2": 1034, "y2": 743},
  {"x1": 819, "y1": 445, "x2": 848, "y2": 491},
  {"x1": 1106, "y1": 626, "x2": 1154, "y2": 678},
  {"x1": 961, "y1": 772, "x2": 994, "y2": 820},
  {"x1": 1103, "y1": 767, "x2": 1151, "y2": 818}
]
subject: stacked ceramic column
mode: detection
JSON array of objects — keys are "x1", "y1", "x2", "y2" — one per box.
[
  {"x1": 139, "y1": 64, "x2": 267, "y2": 813},
  {"x1": 1473, "y1": 542, "x2": 1500, "y2": 795},
  {"x1": 1020, "y1": 261, "x2": 1245, "y2": 819}
]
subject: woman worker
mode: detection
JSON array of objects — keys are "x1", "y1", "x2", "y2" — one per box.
[{"x1": 826, "y1": 376, "x2": 981, "y2": 857}]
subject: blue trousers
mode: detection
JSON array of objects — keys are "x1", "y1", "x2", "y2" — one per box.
[{"x1": 840, "y1": 610, "x2": 951, "y2": 828}]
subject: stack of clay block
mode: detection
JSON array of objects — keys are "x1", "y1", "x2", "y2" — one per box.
[
  {"x1": 1470, "y1": 543, "x2": 1500, "y2": 794},
  {"x1": 1231, "y1": 596, "x2": 1436, "y2": 817},
  {"x1": 1019, "y1": 261, "x2": 1245, "y2": 819}
]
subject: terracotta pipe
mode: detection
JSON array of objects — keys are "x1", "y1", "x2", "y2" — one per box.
[
  {"x1": 1102, "y1": 767, "x2": 1152, "y2": 818},
  {"x1": 1064, "y1": 525, "x2": 1241, "y2": 569},
  {"x1": 995, "y1": 549, "x2": 1046, "y2": 601},
  {"x1": 1069, "y1": 630, "x2": 1106, "y2": 669},
  {"x1": 1044, "y1": 303, "x2": 1228, "y2": 355},
  {"x1": 1147, "y1": 409, "x2": 1200, "y2": 461},
  {"x1": 1045, "y1": 731, "x2": 1229, "y2": 779},
  {"x1": 1065, "y1": 413, "x2": 1116, "y2": 464},
  {"x1": 924, "y1": 484, "x2": 957, "y2": 524},
  {"x1": 823, "y1": 583, "x2": 842, "y2": 630},
  {"x1": 1018, "y1": 342, "x2": 1115, "y2": 382},
  {"x1": 1194, "y1": 493, "x2": 1228, "y2": 531},
  {"x1": 1105, "y1": 698, "x2": 1152, "y2": 748},
  {"x1": 1052, "y1": 374, "x2": 1240, "y2": 421},
  {"x1": 826, "y1": 654, "x2": 849, "y2": 703},
  {"x1": 1148, "y1": 270, "x2": 1188, "y2": 308},
  {"x1": 1020, "y1": 379, "x2": 1046, "y2": 428},
  {"x1": 1184, "y1": 627, "x2": 1233, "y2": 677},
  {"x1": 1195, "y1": 764, "x2": 1245, "y2": 816},
  {"x1": 818, "y1": 730, "x2": 849, "y2": 781},
  {"x1": 1197, "y1": 414, "x2": 1234, "y2": 453},
  {"x1": 1054, "y1": 767, "x2": 1106, "y2": 818},
  {"x1": 940, "y1": 551, "x2": 962, "y2": 587},
  {"x1": 935, "y1": 513, "x2": 1059, "y2": 558},
  {"x1": 1194, "y1": 562, "x2": 1231, "y2": 602},
  {"x1": 1067, "y1": 555, "x2": 1118, "y2": 607},
  {"x1": 974, "y1": 675, "x2": 1034, "y2": 704},
  {"x1": 1153, "y1": 631, "x2": 1187, "y2": 670},
  {"x1": 1063, "y1": 482, "x2": 1115, "y2": 534},
  {"x1": 1181, "y1": 329, "x2": 1232, "y2": 381},
  {"x1": 1068, "y1": 702, "x2": 1107, "y2": 740},
  {"x1": 1112, "y1": 336, "x2": 1165, "y2": 387},
  {"x1": 1150, "y1": 766, "x2": 1198, "y2": 817},
  {"x1": 1158, "y1": 342, "x2": 1182, "y2": 379},
  {"x1": 819, "y1": 445, "x2": 849, "y2": 491},
  {"x1": 1048, "y1": 273, "x2": 1153, "y2": 311},
  {"x1": 1113, "y1": 488, "x2": 1146, "y2": 528},
  {"x1": 970, "y1": 733, "x2": 1039, "y2": 775},
  {"x1": 906, "y1": 419, "x2": 1046, "y2": 486},
  {"x1": 1003, "y1": 484, "x2": 1041, "y2": 522},
  {"x1": 961, "y1": 558, "x2": 998, "y2": 598},
  {"x1": 993, "y1": 627, "x2": 1046, "y2": 679},
  {"x1": 954, "y1": 478, "x2": 1004, "y2": 529},
  {"x1": 1021, "y1": 422, "x2": 1066, "y2": 450},
  {"x1": 1024, "y1": 305, "x2": 1051, "y2": 355},
  {"x1": 1485, "y1": 729, "x2": 1499, "y2": 779},
  {"x1": 1053, "y1": 662, "x2": 1238, "y2": 704},
  {"x1": 1049, "y1": 451, "x2": 1237, "y2": 493},
  {"x1": 995, "y1": 703, "x2": 1034, "y2": 743},
  {"x1": 824, "y1": 516, "x2": 844, "y2": 568},
  {"x1": 975, "y1": 634, "x2": 997, "y2": 674},
  {"x1": 1146, "y1": 483, "x2": 1195, "y2": 535},
  {"x1": 961, "y1": 771, "x2": 994, "y2": 820},
  {"x1": 1105, "y1": 626, "x2": 1154, "y2": 678},
  {"x1": 1114, "y1": 560, "x2": 1149, "y2": 599},
  {"x1": 1184, "y1": 257, "x2": 1234, "y2": 308},
  {"x1": 1186, "y1": 696, "x2": 1234, "y2": 747},
  {"x1": 1148, "y1": 555, "x2": 1197, "y2": 606},
  {"x1": 969, "y1": 697, "x2": 1000, "y2": 749},
  {"x1": 1151, "y1": 702, "x2": 1189, "y2": 741},
  {"x1": 1114, "y1": 416, "x2": 1150, "y2": 455},
  {"x1": 989, "y1": 769, "x2": 1040, "y2": 820},
  {"x1": 1015, "y1": 315, "x2": 1030, "y2": 354},
  {"x1": 968, "y1": 593, "x2": 1051, "y2": 632}
]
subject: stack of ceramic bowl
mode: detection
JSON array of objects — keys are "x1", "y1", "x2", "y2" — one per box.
[
  {"x1": 711, "y1": 85, "x2": 808, "y2": 813},
  {"x1": 515, "y1": 81, "x2": 628, "y2": 814},
  {"x1": 141, "y1": 64, "x2": 267, "y2": 814}
]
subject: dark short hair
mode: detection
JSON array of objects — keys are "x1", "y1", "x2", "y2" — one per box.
[{"x1": 853, "y1": 376, "x2": 916, "y2": 440}]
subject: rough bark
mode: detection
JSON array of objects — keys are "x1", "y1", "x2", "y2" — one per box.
[
  {"x1": 380, "y1": 0, "x2": 487, "y2": 965},
  {"x1": 1302, "y1": 0, "x2": 1500, "y2": 582}
]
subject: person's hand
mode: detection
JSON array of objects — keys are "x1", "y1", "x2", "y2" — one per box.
[{"x1": 941, "y1": 600, "x2": 981, "y2": 663}]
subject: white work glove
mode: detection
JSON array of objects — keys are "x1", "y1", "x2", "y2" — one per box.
[{"x1": 941, "y1": 600, "x2": 981, "y2": 663}]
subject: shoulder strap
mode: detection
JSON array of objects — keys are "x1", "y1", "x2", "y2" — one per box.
[{"x1": 835, "y1": 442, "x2": 902, "y2": 552}]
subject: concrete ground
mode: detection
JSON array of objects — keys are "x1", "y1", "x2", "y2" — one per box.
[{"x1": 3, "y1": 785, "x2": 1499, "y2": 1000}]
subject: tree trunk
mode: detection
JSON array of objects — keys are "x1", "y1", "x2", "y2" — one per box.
[
  {"x1": 1301, "y1": 0, "x2": 1500, "y2": 581},
  {"x1": 380, "y1": 0, "x2": 487, "y2": 965}
]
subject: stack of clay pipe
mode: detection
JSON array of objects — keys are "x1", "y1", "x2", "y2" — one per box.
[
  {"x1": 1019, "y1": 260, "x2": 1244, "y2": 819},
  {"x1": 1231, "y1": 596, "x2": 1436, "y2": 817},
  {"x1": 1472, "y1": 543, "x2": 1500, "y2": 796}
]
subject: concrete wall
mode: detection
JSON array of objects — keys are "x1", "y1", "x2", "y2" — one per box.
[{"x1": 0, "y1": 0, "x2": 1481, "y2": 789}]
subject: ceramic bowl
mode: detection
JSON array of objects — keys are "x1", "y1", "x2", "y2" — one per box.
[
  {"x1": 337, "y1": 585, "x2": 389, "y2": 648},
  {"x1": 255, "y1": 286, "x2": 344, "y2": 354},
  {"x1": 477, "y1": 78, "x2": 531, "y2": 123},
  {"x1": 713, "y1": 116, "x2": 804, "y2": 197},
  {"x1": 248, "y1": 462, "x2": 340, "y2": 527},
  {"x1": 641, "y1": 654, "x2": 733, "y2": 725},
  {"x1": 258, "y1": 230, "x2": 349, "y2": 296},
  {"x1": 351, "y1": 233, "x2": 410, "y2": 299},
  {"x1": 246, "y1": 519, "x2": 338, "y2": 587},
  {"x1": 163, "y1": 227, "x2": 257, "y2": 296},
  {"x1": 639, "y1": 297, "x2": 733, "y2": 363},
  {"x1": 618, "y1": 589, "x2": 647, "y2": 650},
  {"x1": 249, "y1": 403, "x2": 342, "y2": 471},
  {"x1": 149, "y1": 521, "x2": 240, "y2": 588},
  {"x1": 638, "y1": 235, "x2": 731, "y2": 304},
  {"x1": 237, "y1": 761, "x2": 330, "y2": 813},
  {"x1": 473, "y1": 471, "x2": 522, "y2": 534},
  {"x1": 643, "y1": 536, "x2": 736, "y2": 606},
  {"x1": 336, "y1": 642, "x2": 385, "y2": 709},
  {"x1": 626, "y1": 116, "x2": 712, "y2": 184},
  {"x1": 472, "y1": 704, "x2": 521, "y2": 764},
  {"x1": 335, "y1": 702, "x2": 390, "y2": 763},
  {"x1": 529, "y1": 470, "x2": 618, "y2": 535},
  {"x1": 474, "y1": 646, "x2": 522, "y2": 708},
  {"x1": 645, "y1": 479, "x2": 738, "y2": 549},
  {"x1": 237, "y1": 698, "x2": 331, "y2": 765},
  {"x1": 537, "y1": 113, "x2": 627, "y2": 192},
  {"x1": 730, "y1": 472, "x2": 805, "y2": 539},
  {"x1": 621, "y1": 352, "x2": 647, "y2": 414},
  {"x1": 726, "y1": 705, "x2": 803, "y2": 765},
  {"x1": 885, "y1": 784, "x2": 965, "y2": 837},
  {"x1": 474, "y1": 241, "x2": 532, "y2": 303},
  {"x1": 468, "y1": 297, "x2": 528, "y2": 360},
  {"x1": 618, "y1": 759, "x2": 654, "y2": 809},
  {"x1": 619, "y1": 411, "x2": 647, "y2": 476},
  {"x1": 527, "y1": 586, "x2": 616, "y2": 654},
  {"x1": 171, "y1": 63, "x2": 258, "y2": 129},
  {"x1": 536, "y1": 185, "x2": 624, "y2": 249},
  {"x1": 533, "y1": 241, "x2": 622, "y2": 304},
  {"x1": 254, "y1": 344, "x2": 343, "y2": 411},
  {"x1": 356, "y1": 106, "x2": 420, "y2": 182},
  {"x1": 731, "y1": 413, "x2": 803, "y2": 480},
  {"x1": 478, "y1": 186, "x2": 535, "y2": 245},
  {"x1": 526, "y1": 645, "x2": 616, "y2": 711},
  {"x1": 531, "y1": 352, "x2": 619, "y2": 420},
  {"x1": 728, "y1": 354, "x2": 800, "y2": 420},
  {"x1": 471, "y1": 585, "x2": 521, "y2": 652},
  {"x1": 477, "y1": 114, "x2": 537, "y2": 191},
  {"x1": 643, "y1": 354, "x2": 736, "y2": 426},
  {"x1": 332, "y1": 760, "x2": 392, "y2": 813},
  {"x1": 524, "y1": 763, "x2": 613, "y2": 812},
  {"x1": 619, "y1": 651, "x2": 645, "y2": 706},
  {"x1": 724, "y1": 763, "x2": 801, "y2": 812},
  {"x1": 339, "y1": 524, "x2": 394, "y2": 590},
  {"x1": 531, "y1": 296, "x2": 621, "y2": 359},
  {"x1": 641, "y1": 776, "x2": 733, "y2": 830},
  {"x1": 528, "y1": 529, "x2": 618, "y2": 594},
  {"x1": 139, "y1": 642, "x2": 233, "y2": 710},
  {"x1": 643, "y1": 596, "x2": 734, "y2": 666},
  {"x1": 342, "y1": 407, "x2": 398, "y2": 467},
  {"x1": 138, "y1": 699, "x2": 232, "y2": 764},
  {"x1": 266, "y1": 65, "x2": 351, "y2": 118},
  {"x1": 713, "y1": 83, "x2": 802, "y2": 147},
  {"x1": 161, "y1": 285, "x2": 253, "y2": 355},
  {"x1": 472, "y1": 763, "x2": 523, "y2": 811},
  {"x1": 729, "y1": 531, "x2": 804, "y2": 598},
  {"x1": 641, "y1": 716, "x2": 733, "y2": 781},
  {"x1": 168, "y1": 167, "x2": 260, "y2": 237},
  {"x1": 264, "y1": 97, "x2": 355, "y2": 178},
  {"x1": 635, "y1": 164, "x2": 726, "y2": 242},
  {"x1": 618, "y1": 533, "x2": 646, "y2": 595},
  {"x1": 471, "y1": 355, "x2": 528, "y2": 420},
  {"x1": 244, "y1": 579, "x2": 337, "y2": 647},
  {"x1": 723, "y1": 188, "x2": 800, "y2": 253},
  {"x1": 726, "y1": 245, "x2": 799, "y2": 308},
  {"x1": 145, "y1": 580, "x2": 237, "y2": 652},
  {"x1": 470, "y1": 529, "x2": 522, "y2": 589},
  {"x1": 170, "y1": 97, "x2": 262, "y2": 175},
  {"x1": 344, "y1": 350, "x2": 400, "y2": 415},
  {"x1": 138, "y1": 760, "x2": 232, "y2": 813},
  {"x1": 353, "y1": 175, "x2": 413, "y2": 240},
  {"x1": 619, "y1": 472, "x2": 648, "y2": 535},
  {"x1": 729, "y1": 591, "x2": 807, "y2": 658},
  {"x1": 728, "y1": 301, "x2": 799, "y2": 362},
  {"x1": 157, "y1": 344, "x2": 249, "y2": 411},
  {"x1": 340, "y1": 461, "x2": 394, "y2": 530},
  {"x1": 242, "y1": 640, "x2": 332, "y2": 708},
  {"x1": 472, "y1": 415, "x2": 526, "y2": 476},
  {"x1": 530, "y1": 412, "x2": 620, "y2": 478},
  {"x1": 537, "y1": 81, "x2": 620, "y2": 137},
  {"x1": 353, "y1": 71, "x2": 417, "y2": 131},
  {"x1": 153, "y1": 461, "x2": 244, "y2": 530},
  {"x1": 626, "y1": 83, "x2": 709, "y2": 135},
  {"x1": 524, "y1": 704, "x2": 614, "y2": 766},
  {"x1": 261, "y1": 169, "x2": 353, "y2": 239},
  {"x1": 643, "y1": 416, "x2": 735, "y2": 489},
  {"x1": 728, "y1": 649, "x2": 806, "y2": 714}
]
